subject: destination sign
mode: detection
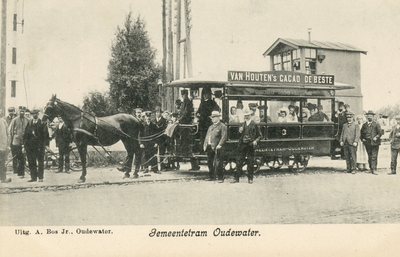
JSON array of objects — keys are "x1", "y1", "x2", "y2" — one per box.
[{"x1": 228, "y1": 71, "x2": 334, "y2": 85}]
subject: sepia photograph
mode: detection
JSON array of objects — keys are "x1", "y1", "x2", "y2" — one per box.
[{"x1": 1, "y1": 0, "x2": 400, "y2": 256}]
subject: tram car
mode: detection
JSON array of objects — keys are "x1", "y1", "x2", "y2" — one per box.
[{"x1": 164, "y1": 70, "x2": 353, "y2": 172}]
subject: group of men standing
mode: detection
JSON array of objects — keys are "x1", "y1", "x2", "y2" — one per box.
[
  {"x1": 0, "y1": 106, "x2": 73, "y2": 183},
  {"x1": 339, "y1": 108, "x2": 400, "y2": 175}
]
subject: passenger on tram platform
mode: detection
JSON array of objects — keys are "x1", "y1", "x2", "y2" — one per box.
[
  {"x1": 196, "y1": 88, "x2": 220, "y2": 151},
  {"x1": 179, "y1": 90, "x2": 199, "y2": 170},
  {"x1": 175, "y1": 99, "x2": 182, "y2": 115},
  {"x1": 332, "y1": 101, "x2": 347, "y2": 159},
  {"x1": 178, "y1": 90, "x2": 193, "y2": 125}
]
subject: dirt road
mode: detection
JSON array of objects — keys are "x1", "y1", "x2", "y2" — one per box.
[{"x1": 2, "y1": 168, "x2": 400, "y2": 225}]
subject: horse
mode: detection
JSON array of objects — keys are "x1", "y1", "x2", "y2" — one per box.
[{"x1": 44, "y1": 95, "x2": 142, "y2": 183}]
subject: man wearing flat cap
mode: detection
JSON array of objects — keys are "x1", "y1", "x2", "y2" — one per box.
[
  {"x1": 203, "y1": 111, "x2": 227, "y2": 182},
  {"x1": 6, "y1": 107, "x2": 16, "y2": 126},
  {"x1": 8, "y1": 106, "x2": 29, "y2": 177},
  {"x1": 340, "y1": 112, "x2": 359, "y2": 174},
  {"x1": 388, "y1": 115, "x2": 400, "y2": 175},
  {"x1": 23, "y1": 109, "x2": 49, "y2": 182},
  {"x1": 360, "y1": 110, "x2": 383, "y2": 175}
]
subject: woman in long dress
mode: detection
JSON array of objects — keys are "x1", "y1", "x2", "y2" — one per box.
[{"x1": 356, "y1": 115, "x2": 368, "y2": 171}]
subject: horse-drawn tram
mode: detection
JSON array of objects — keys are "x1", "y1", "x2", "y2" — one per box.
[{"x1": 165, "y1": 70, "x2": 353, "y2": 172}]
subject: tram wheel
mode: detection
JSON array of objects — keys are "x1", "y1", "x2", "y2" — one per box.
[
  {"x1": 266, "y1": 157, "x2": 283, "y2": 170},
  {"x1": 288, "y1": 155, "x2": 309, "y2": 173}
]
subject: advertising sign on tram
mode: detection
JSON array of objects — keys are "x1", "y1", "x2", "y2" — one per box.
[{"x1": 228, "y1": 70, "x2": 334, "y2": 85}]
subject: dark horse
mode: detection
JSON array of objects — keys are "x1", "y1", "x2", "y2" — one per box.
[{"x1": 44, "y1": 95, "x2": 142, "y2": 183}]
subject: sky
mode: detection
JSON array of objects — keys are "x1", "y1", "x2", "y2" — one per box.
[{"x1": 12, "y1": 0, "x2": 400, "y2": 111}]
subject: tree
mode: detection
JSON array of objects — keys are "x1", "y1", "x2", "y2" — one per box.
[
  {"x1": 82, "y1": 91, "x2": 117, "y2": 117},
  {"x1": 107, "y1": 12, "x2": 160, "y2": 113},
  {"x1": 376, "y1": 101, "x2": 400, "y2": 119}
]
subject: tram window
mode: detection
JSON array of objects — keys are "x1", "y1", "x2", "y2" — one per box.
[
  {"x1": 228, "y1": 100, "x2": 265, "y2": 124},
  {"x1": 303, "y1": 99, "x2": 331, "y2": 122},
  {"x1": 267, "y1": 100, "x2": 300, "y2": 123}
]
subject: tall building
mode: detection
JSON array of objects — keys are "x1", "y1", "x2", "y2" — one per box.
[
  {"x1": 263, "y1": 38, "x2": 367, "y2": 115},
  {"x1": 0, "y1": 0, "x2": 27, "y2": 115}
]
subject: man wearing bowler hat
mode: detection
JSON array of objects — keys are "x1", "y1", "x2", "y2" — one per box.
[
  {"x1": 232, "y1": 109, "x2": 262, "y2": 184},
  {"x1": 340, "y1": 112, "x2": 359, "y2": 174},
  {"x1": 203, "y1": 111, "x2": 227, "y2": 182},
  {"x1": 388, "y1": 115, "x2": 400, "y2": 175},
  {"x1": 23, "y1": 109, "x2": 49, "y2": 182},
  {"x1": 360, "y1": 110, "x2": 383, "y2": 175}
]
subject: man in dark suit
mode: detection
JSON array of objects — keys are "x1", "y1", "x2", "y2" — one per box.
[
  {"x1": 388, "y1": 115, "x2": 400, "y2": 175},
  {"x1": 203, "y1": 111, "x2": 227, "y2": 182},
  {"x1": 360, "y1": 110, "x2": 383, "y2": 175},
  {"x1": 232, "y1": 109, "x2": 262, "y2": 184},
  {"x1": 197, "y1": 88, "x2": 220, "y2": 152},
  {"x1": 54, "y1": 116, "x2": 73, "y2": 173},
  {"x1": 23, "y1": 109, "x2": 49, "y2": 182},
  {"x1": 154, "y1": 107, "x2": 168, "y2": 171},
  {"x1": 340, "y1": 112, "x2": 359, "y2": 174},
  {"x1": 179, "y1": 89, "x2": 199, "y2": 171},
  {"x1": 179, "y1": 90, "x2": 193, "y2": 124},
  {"x1": 139, "y1": 112, "x2": 159, "y2": 174},
  {"x1": 332, "y1": 101, "x2": 347, "y2": 159}
]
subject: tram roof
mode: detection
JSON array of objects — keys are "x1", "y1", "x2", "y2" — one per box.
[{"x1": 166, "y1": 71, "x2": 353, "y2": 90}]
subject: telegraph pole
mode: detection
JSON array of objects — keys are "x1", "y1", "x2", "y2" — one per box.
[
  {"x1": 183, "y1": 0, "x2": 192, "y2": 78},
  {"x1": 1, "y1": 0, "x2": 7, "y2": 117},
  {"x1": 175, "y1": 0, "x2": 181, "y2": 81},
  {"x1": 162, "y1": 0, "x2": 167, "y2": 84}
]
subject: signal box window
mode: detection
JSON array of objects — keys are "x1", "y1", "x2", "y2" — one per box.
[
  {"x1": 273, "y1": 54, "x2": 281, "y2": 71},
  {"x1": 11, "y1": 81, "x2": 16, "y2": 97},
  {"x1": 305, "y1": 48, "x2": 316, "y2": 74}
]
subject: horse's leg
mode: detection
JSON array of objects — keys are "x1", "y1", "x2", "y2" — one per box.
[
  {"x1": 119, "y1": 139, "x2": 134, "y2": 178},
  {"x1": 77, "y1": 143, "x2": 88, "y2": 183}
]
